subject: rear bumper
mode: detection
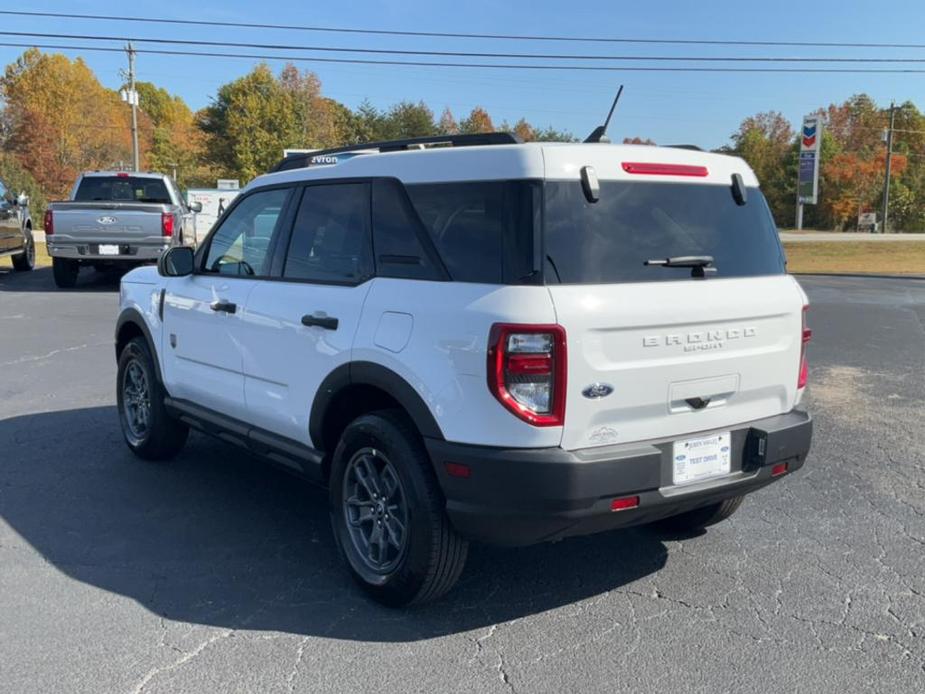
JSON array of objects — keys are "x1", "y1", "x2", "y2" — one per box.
[
  {"x1": 47, "y1": 240, "x2": 171, "y2": 261},
  {"x1": 426, "y1": 409, "x2": 812, "y2": 546}
]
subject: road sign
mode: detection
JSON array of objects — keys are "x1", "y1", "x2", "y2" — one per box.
[{"x1": 798, "y1": 116, "x2": 823, "y2": 205}]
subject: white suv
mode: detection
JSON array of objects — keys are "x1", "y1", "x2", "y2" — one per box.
[{"x1": 115, "y1": 133, "x2": 813, "y2": 606}]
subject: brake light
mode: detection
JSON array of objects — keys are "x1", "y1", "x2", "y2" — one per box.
[
  {"x1": 488, "y1": 324, "x2": 566, "y2": 426},
  {"x1": 43, "y1": 210, "x2": 53, "y2": 235},
  {"x1": 622, "y1": 162, "x2": 709, "y2": 177},
  {"x1": 161, "y1": 212, "x2": 174, "y2": 237},
  {"x1": 798, "y1": 305, "x2": 812, "y2": 389},
  {"x1": 116, "y1": 172, "x2": 130, "y2": 178}
]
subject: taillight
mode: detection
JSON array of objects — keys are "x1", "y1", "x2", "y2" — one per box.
[
  {"x1": 798, "y1": 304, "x2": 812, "y2": 389},
  {"x1": 43, "y1": 210, "x2": 54, "y2": 235},
  {"x1": 488, "y1": 324, "x2": 566, "y2": 426},
  {"x1": 161, "y1": 212, "x2": 174, "y2": 237}
]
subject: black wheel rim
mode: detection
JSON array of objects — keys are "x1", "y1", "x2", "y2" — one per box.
[
  {"x1": 122, "y1": 359, "x2": 151, "y2": 443},
  {"x1": 342, "y1": 447, "x2": 409, "y2": 574}
]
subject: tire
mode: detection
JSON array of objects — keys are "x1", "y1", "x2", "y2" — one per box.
[
  {"x1": 117, "y1": 336, "x2": 189, "y2": 461},
  {"x1": 52, "y1": 257, "x2": 79, "y2": 288},
  {"x1": 329, "y1": 410, "x2": 468, "y2": 607},
  {"x1": 11, "y1": 231, "x2": 34, "y2": 272},
  {"x1": 650, "y1": 496, "x2": 744, "y2": 534}
]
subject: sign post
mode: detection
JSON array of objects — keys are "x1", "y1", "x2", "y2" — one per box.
[{"x1": 796, "y1": 116, "x2": 823, "y2": 230}]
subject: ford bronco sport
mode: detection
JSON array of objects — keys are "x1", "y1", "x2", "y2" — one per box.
[{"x1": 115, "y1": 132, "x2": 813, "y2": 606}]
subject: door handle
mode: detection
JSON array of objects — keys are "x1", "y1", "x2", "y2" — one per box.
[
  {"x1": 301, "y1": 314, "x2": 339, "y2": 330},
  {"x1": 210, "y1": 300, "x2": 237, "y2": 314}
]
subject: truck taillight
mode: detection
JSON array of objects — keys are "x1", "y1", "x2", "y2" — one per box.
[
  {"x1": 488, "y1": 324, "x2": 566, "y2": 426},
  {"x1": 43, "y1": 210, "x2": 53, "y2": 235},
  {"x1": 161, "y1": 212, "x2": 174, "y2": 237},
  {"x1": 798, "y1": 305, "x2": 812, "y2": 389}
]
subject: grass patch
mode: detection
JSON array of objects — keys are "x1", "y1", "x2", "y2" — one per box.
[
  {"x1": 783, "y1": 241, "x2": 925, "y2": 275},
  {"x1": 34, "y1": 241, "x2": 51, "y2": 268}
]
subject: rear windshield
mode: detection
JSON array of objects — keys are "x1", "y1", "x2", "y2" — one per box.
[
  {"x1": 74, "y1": 177, "x2": 172, "y2": 204},
  {"x1": 544, "y1": 181, "x2": 785, "y2": 284}
]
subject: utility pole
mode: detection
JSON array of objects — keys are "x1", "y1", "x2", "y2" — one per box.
[
  {"x1": 881, "y1": 102, "x2": 896, "y2": 234},
  {"x1": 127, "y1": 42, "x2": 139, "y2": 172}
]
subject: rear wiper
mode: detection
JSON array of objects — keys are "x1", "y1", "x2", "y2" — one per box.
[{"x1": 645, "y1": 255, "x2": 716, "y2": 278}]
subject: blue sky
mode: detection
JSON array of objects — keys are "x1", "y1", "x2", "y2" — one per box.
[{"x1": 3, "y1": 0, "x2": 924, "y2": 148}]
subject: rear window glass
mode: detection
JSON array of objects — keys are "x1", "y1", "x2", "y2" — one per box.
[
  {"x1": 544, "y1": 181, "x2": 785, "y2": 284},
  {"x1": 405, "y1": 181, "x2": 539, "y2": 284},
  {"x1": 74, "y1": 177, "x2": 172, "y2": 204}
]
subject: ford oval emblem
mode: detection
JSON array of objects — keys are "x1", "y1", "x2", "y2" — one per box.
[
  {"x1": 582, "y1": 383, "x2": 614, "y2": 399},
  {"x1": 98, "y1": 216, "x2": 117, "y2": 225}
]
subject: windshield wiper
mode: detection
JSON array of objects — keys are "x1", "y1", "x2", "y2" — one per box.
[{"x1": 645, "y1": 255, "x2": 715, "y2": 278}]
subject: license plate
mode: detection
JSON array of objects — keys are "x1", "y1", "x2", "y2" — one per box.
[
  {"x1": 672, "y1": 432, "x2": 731, "y2": 485},
  {"x1": 99, "y1": 244, "x2": 119, "y2": 256}
]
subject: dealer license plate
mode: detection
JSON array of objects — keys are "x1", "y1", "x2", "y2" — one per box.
[
  {"x1": 99, "y1": 244, "x2": 119, "y2": 256},
  {"x1": 672, "y1": 432, "x2": 731, "y2": 485}
]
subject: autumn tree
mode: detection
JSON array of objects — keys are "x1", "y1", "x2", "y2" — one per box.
[
  {"x1": 459, "y1": 107, "x2": 494, "y2": 134},
  {"x1": 438, "y1": 107, "x2": 459, "y2": 135},
  {"x1": 1, "y1": 48, "x2": 134, "y2": 198},
  {"x1": 136, "y1": 81, "x2": 212, "y2": 186},
  {"x1": 823, "y1": 152, "x2": 907, "y2": 229},
  {"x1": 623, "y1": 137, "x2": 657, "y2": 145}
]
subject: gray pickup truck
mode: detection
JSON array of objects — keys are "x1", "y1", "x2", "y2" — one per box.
[{"x1": 45, "y1": 172, "x2": 201, "y2": 288}]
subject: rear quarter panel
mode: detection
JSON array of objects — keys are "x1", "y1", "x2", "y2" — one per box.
[{"x1": 354, "y1": 279, "x2": 562, "y2": 448}]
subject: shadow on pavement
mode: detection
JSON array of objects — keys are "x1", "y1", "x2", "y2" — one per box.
[
  {"x1": 0, "y1": 266, "x2": 122, "y2": 293},
  {"x1": 0, "y1": 406, "x2": 668, "y2": 640}
]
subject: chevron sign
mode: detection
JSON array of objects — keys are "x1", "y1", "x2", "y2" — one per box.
[
  {"x1": 802, "y1": 124, "x2": 817, "y2": 148},
  {"x1": 800, "y1": 117, "x2": 821, "y2": 153}
]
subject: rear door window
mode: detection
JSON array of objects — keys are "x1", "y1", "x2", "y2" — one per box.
[
  {"x1": 543, "y1": 180, "x2": 785, "y2": 284},
  {"x1": 74, "y1": 176, "x2": 172, "y2": 204},
  {"x1": 283, "y1": 183, "x2": 373, "y2": 284}
]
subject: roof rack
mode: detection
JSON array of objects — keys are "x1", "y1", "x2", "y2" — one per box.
[
  {"x1": 662, "y1": 144, "x2": 704, "y2": 152},
  {"x1": 271, "y1": 132, "x2": 522, "y2": 172}
]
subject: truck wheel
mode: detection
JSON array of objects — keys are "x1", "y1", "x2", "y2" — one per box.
[
  {"x1": 11, "y1": 234, "x2": 35, "y2": 272},
  {"x1": 117, "y1": 336, "x2": 189, "y2": 461},
  {"x1": 651, "y1": 496, "x2": 744, "y2": 534},
  {"x1": 329, "y1": 410, "x2": 468, "y2": 607},
  {"x1": 52, "y1": 257, "x2": 79, "y2": 288}
]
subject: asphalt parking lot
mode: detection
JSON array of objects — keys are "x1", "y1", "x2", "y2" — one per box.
[{"x1": 1, "y1": 266, "x2": 923, "y2": 694}]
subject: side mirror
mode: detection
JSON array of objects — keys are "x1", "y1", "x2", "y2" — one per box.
[
  {"x1": 157, "y1": 246, "x2": 195, "y2": 277},
  {"x1": 16, "y1": 192, "x2": 28, "y2": 207},
  {"x1": 189, "y1": 201, "x2": 203, "y2": 213}
]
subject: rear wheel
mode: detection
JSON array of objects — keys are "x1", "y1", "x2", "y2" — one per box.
[
  {"x1": 651, "y1": 496, "x2": 744, "y2": 533},
  {"x1": 117, "y1": 336, "x2": 188, "y2": 461},
  {"x1": 11, "y1": 233, "x2": 34, "y2": 272},
  {"x1": 329, "y1": 410, "x2": 468, "y2": 607},
  {"x1": 52, "y1": 257, "x2": 79, "y2": 288}
]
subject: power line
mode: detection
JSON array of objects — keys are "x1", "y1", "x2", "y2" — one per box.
[
  {"x1": 1, "y1": 10, "x2": 924, "y2": 50},
  {"x1": 4, "y1": 30, "x2": 925, "y2": 63},
  {"x1": 5, "y1": 42, "x2": 925, "y2": 74}
]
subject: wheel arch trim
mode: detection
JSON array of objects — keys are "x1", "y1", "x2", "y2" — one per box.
[
  {"x1": 309, "y1": 361, "x2": 445, "y2": 452},
  {"x1": 115, "y1": 308, "x2": 163, "y2": 384}
]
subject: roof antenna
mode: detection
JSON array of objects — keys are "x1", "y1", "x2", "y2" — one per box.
[{"x1": 584, "y1": 85, "x2": 624, "y2": 144}]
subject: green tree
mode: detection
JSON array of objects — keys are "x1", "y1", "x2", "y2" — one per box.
[
  {"x1": 199, "y1": 64, "x2": 300, "y2": 182},
  {"x1": 381, "y1": 101, "x2": 436, "y2": 139}
]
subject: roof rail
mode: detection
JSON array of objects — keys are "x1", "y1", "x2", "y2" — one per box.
[
  {"x1": 662, "y1": 144, "x2": 703, "y2": 152},
  {"x1": 271, "y1": 132, "x2": 522, "y2": 172}
]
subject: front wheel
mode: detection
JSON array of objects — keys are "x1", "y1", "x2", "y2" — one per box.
[
  {"x1": 329, "y1": 410, "x2": 468, "y2": 607},
  {"x1": 117, "y1": 337, "x2": 188, "y2": 461}
]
